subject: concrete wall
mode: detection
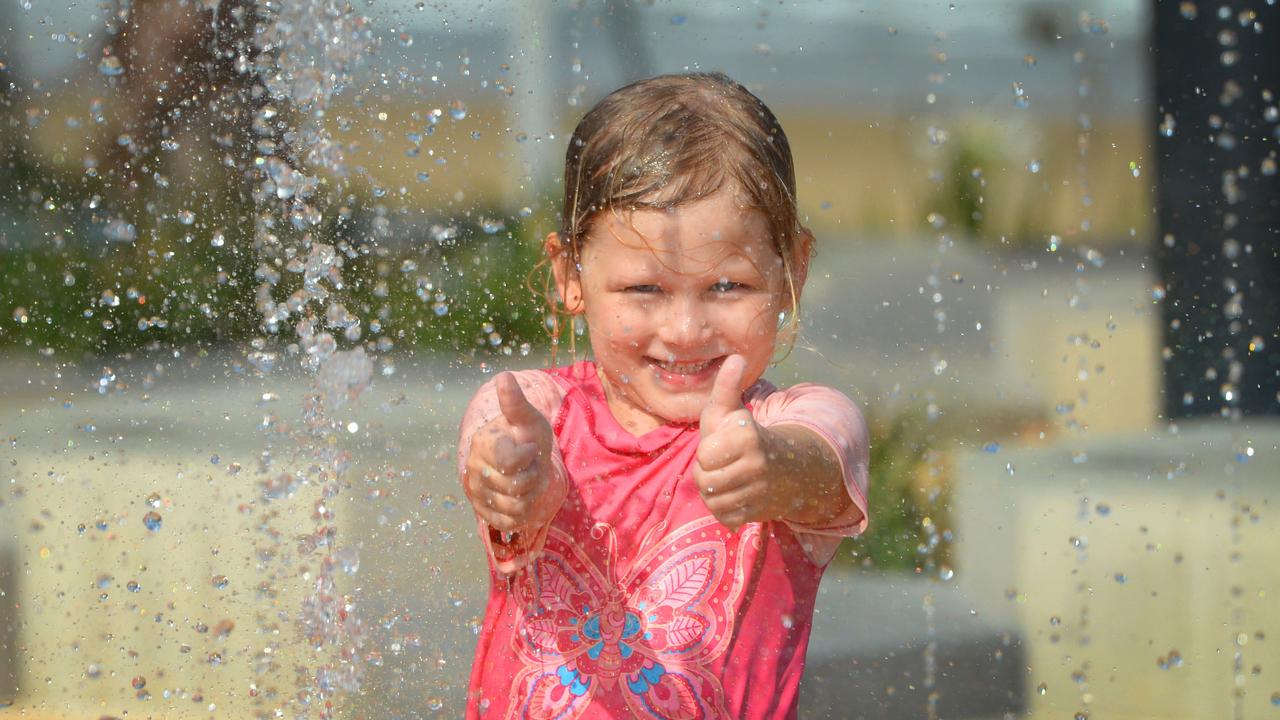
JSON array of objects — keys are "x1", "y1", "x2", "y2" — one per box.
[{"x1": 952, "y1": 421, "x2": 1280, "y2": 720}]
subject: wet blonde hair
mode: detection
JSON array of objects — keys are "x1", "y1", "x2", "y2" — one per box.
[{"x1": 545, "y1": 72, "x2": 807, "y2": 354}]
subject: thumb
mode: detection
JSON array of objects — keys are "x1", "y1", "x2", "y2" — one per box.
[
  {"x1": 700, "y1": 355, "x2": 747, "y2": 432},
  {"x1": 496, "y1": 373, "x2": 546, "y2": 443}
]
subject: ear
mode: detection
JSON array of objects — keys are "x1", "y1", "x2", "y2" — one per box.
[
  {"x1": 788, "y1": 227, "x2": 814, "y2": 302},
  {"x1": 544, "y1": 232, "x2": 585, "y2": 314}
]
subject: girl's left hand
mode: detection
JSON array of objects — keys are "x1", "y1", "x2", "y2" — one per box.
[{"x1": 693, "y1": 355, "x2": 793, "y2": 529}]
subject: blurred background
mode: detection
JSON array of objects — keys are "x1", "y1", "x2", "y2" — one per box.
[{"x1": 0, "y1": 1, "x2": 1276, "y2": 718}]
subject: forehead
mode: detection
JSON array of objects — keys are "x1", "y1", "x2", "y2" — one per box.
[{"x1": 585, "y1": 188, "x2": 775, "y2": 266}]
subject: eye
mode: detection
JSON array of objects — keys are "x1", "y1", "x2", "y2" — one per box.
[
  {"x1": 710, "y1": 280, "x2": 746, "y2": 293},
  {"x1": 624, "y1": 284, "x2": 661, "y2": 293}
]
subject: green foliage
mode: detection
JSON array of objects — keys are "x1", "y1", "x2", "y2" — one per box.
[
  {"x1": 339, "y1": 215, "x2": 550, "y2": 361},
  {"x1": 0, "y1": 196, "x2": 551, "y2": 359},
  {"x1": 929, "y1": 132, "x2": 1001, "y2": 242},
  {"x1": 839, "y1": 407, "x2": 947, "y2": 572}
]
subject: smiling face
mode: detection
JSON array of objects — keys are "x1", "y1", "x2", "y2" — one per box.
[{"x1": 551, "y1": 187, "x2": 809, "y2": 435}]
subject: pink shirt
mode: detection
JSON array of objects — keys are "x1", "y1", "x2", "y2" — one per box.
[{"x1": 457, "y1": 361, "x2": 869, "y2": 719}]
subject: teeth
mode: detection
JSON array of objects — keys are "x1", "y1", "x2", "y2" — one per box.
[{"x1": 654, "y1": 358, "x2": 714, "y2": 374}]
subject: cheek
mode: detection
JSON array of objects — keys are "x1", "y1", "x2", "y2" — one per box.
[{"x1": 589, "y1": 306, "x2": 647, "y2": 343}]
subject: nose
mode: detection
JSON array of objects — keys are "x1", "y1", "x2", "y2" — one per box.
[{"x1": 658, "y1": 294, "x2": 712, "y2": 351}]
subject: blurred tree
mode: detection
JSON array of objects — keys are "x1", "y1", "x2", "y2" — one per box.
[{"x1": 1154, "y1": 1, "x2": 1280, "y2": 418}]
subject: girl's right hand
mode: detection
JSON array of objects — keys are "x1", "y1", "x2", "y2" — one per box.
[{"x1": 464, "y1": 372, "x2": 557, "y2": 535}]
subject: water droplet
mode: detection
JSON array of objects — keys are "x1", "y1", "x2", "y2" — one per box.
[
  {"x1": 1114, "y1": 572, "x2": 1127, "y2": 584},
  {"x1": 211, "y1": 229, "x2": 226, "y2": 247},
  {"x1": 448, "y1": 99, "x2": 467, "y2": 121},
  {"x1": 1079, "y1": 13, "x2": 1109, "y2": 34},
  {"x1": 939, "y1": 566, "x2": 955, "y2": 581},
  {"x1": 1005, "y1": 463, "x2": 1016, "y2": 476},
  {"x1": 145, "y1": 493, "x2": 161, "y2": 508},
  {"x1": 1012, "y1": 81, "x2": 1030, "y2": 108},
  {"x1": 1271, "y1": 691, "x2": 1280, "y2": 707},
  {"x1": 982, "y1": 441, "x2": 1000, "y2": 453},
  {"x1": 131, "y1": 676, "x2": 146, "y2": 690},
  {"x1": 98, "y1": 56, "x2": 124, "y2": 76},
  {"x1": 336, "y1": 547, "x2": 360, "y2": 575},
  {"x1": 211, "y1": 575, "x2": 229, "y2": 590},
  {"x1": 416, "y1": 171, "x2": 430, "y2": 182},
  {"x1": 142, "y1": 511, "x2": 162, "y2": 531},
  {"x1": 1180, "y1": 1, "x2": 1198, "y2": 20},
  {"x1": 1037, "y1": 682, "x2": 1047, "y2": 695},
  {"x1": 126, "y1": 580, "x2": 141, "y2": 593},
  {"x1": 104, "y1": 218, "x2": 137, "y2": 243},
  {"x1": 177, "y1": 209, "x2": 196, "y2": 225},
  {"x1": 1159, "y1": 113, "x2": 1176, "y2": 137},
  {"x1": 1027, "y1": 159, "x2": 1041, "y2": 173},
  {"x1": 11, "y1": 307, "x2": 28, "y2": 324}
]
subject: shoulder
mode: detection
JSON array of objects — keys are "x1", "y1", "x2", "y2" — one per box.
[
  {"x1": 747, "y1": 380, "x2": 866, "y2": 449},
  {"x1": 746, "y1": 381, "x2": 860, "y2": 421}
]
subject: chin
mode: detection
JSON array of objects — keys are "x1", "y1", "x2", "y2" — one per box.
[{"x1": 653, "y1": 397, "x2": 706, "y2": 426}]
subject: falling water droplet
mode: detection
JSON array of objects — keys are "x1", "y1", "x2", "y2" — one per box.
[
  {"x1": 142, "y1": 512, "x2": 162, "y2": 531},
  {"x1": 104, "y1": 218, "x2": 137, "y2": 243},
  {"x1": 98, "y1": 56, "x2": 124, "y2": 76},
  {"x1": 1012, "y1": 81, "x2": 1030, "y2": 108}
]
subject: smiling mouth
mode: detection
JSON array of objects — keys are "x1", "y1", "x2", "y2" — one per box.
[{"x1": 646, "y1": 356, "x2": 723, "y2": 375}]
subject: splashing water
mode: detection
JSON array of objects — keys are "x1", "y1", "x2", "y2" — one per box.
[{"x1": 224, "y1": 1, "x2": 377, "y2": 715}]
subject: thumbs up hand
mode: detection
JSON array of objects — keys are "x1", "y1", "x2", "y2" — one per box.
[
  {"x1": 464, "y1": 373, "x2": 558, "y2": 535},
  {"x1": 693, "y1": 355, "x2": 787, "y2": 530}
]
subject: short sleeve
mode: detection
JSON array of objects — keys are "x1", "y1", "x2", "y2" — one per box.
[
  {"x1": 747, "y1": 382, "x2": 870, "y2": 565},
  {"x1": 457, "y1": 369, "x2": 569, "y2": 575}
]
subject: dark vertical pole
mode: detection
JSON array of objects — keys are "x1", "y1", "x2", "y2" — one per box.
[{"x1": 1153, "y1": 1, "x2": 1280, "y2": 418}]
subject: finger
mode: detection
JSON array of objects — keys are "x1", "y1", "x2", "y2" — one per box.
[
  {"x1": 695, "y1": 412, "x2": 751, "y2": 471},
  {"x1": 700, "y1": 354, "x2": 747, "y2": 432},
  {"x1": 492, "y1": 436, "x2": 538, "y2": 475},
  {"x1": 479, "y1": 487, "x2": 532, "y2": 519},
  {"x1": 471, "y1": 463, "x2": 544, "y2": 499},
  {"x1": 475, "y1": 505, "x2": 520, "y2": 534},
  {"x1": 495, "y1": 373, "x2": 545, "y2": 442},
  {"x1": 694, "y1": 465, "x2": 753, "y2": 501}
]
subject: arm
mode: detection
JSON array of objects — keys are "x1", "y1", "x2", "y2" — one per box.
[
  {"x1": 758, "y1": 423, "x2": 859, "y2": 527},
  {"x1": 694, "y1": 357, "x2": 869, "y2": 555}
]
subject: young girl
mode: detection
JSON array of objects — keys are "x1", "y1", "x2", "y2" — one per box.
[{"x1": 457, "y1": 72, "x2": 869, "y2": 719}]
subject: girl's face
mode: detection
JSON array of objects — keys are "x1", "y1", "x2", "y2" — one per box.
[{"x1": 552, "y1": 186, "x2": 809, "y2": 436}]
